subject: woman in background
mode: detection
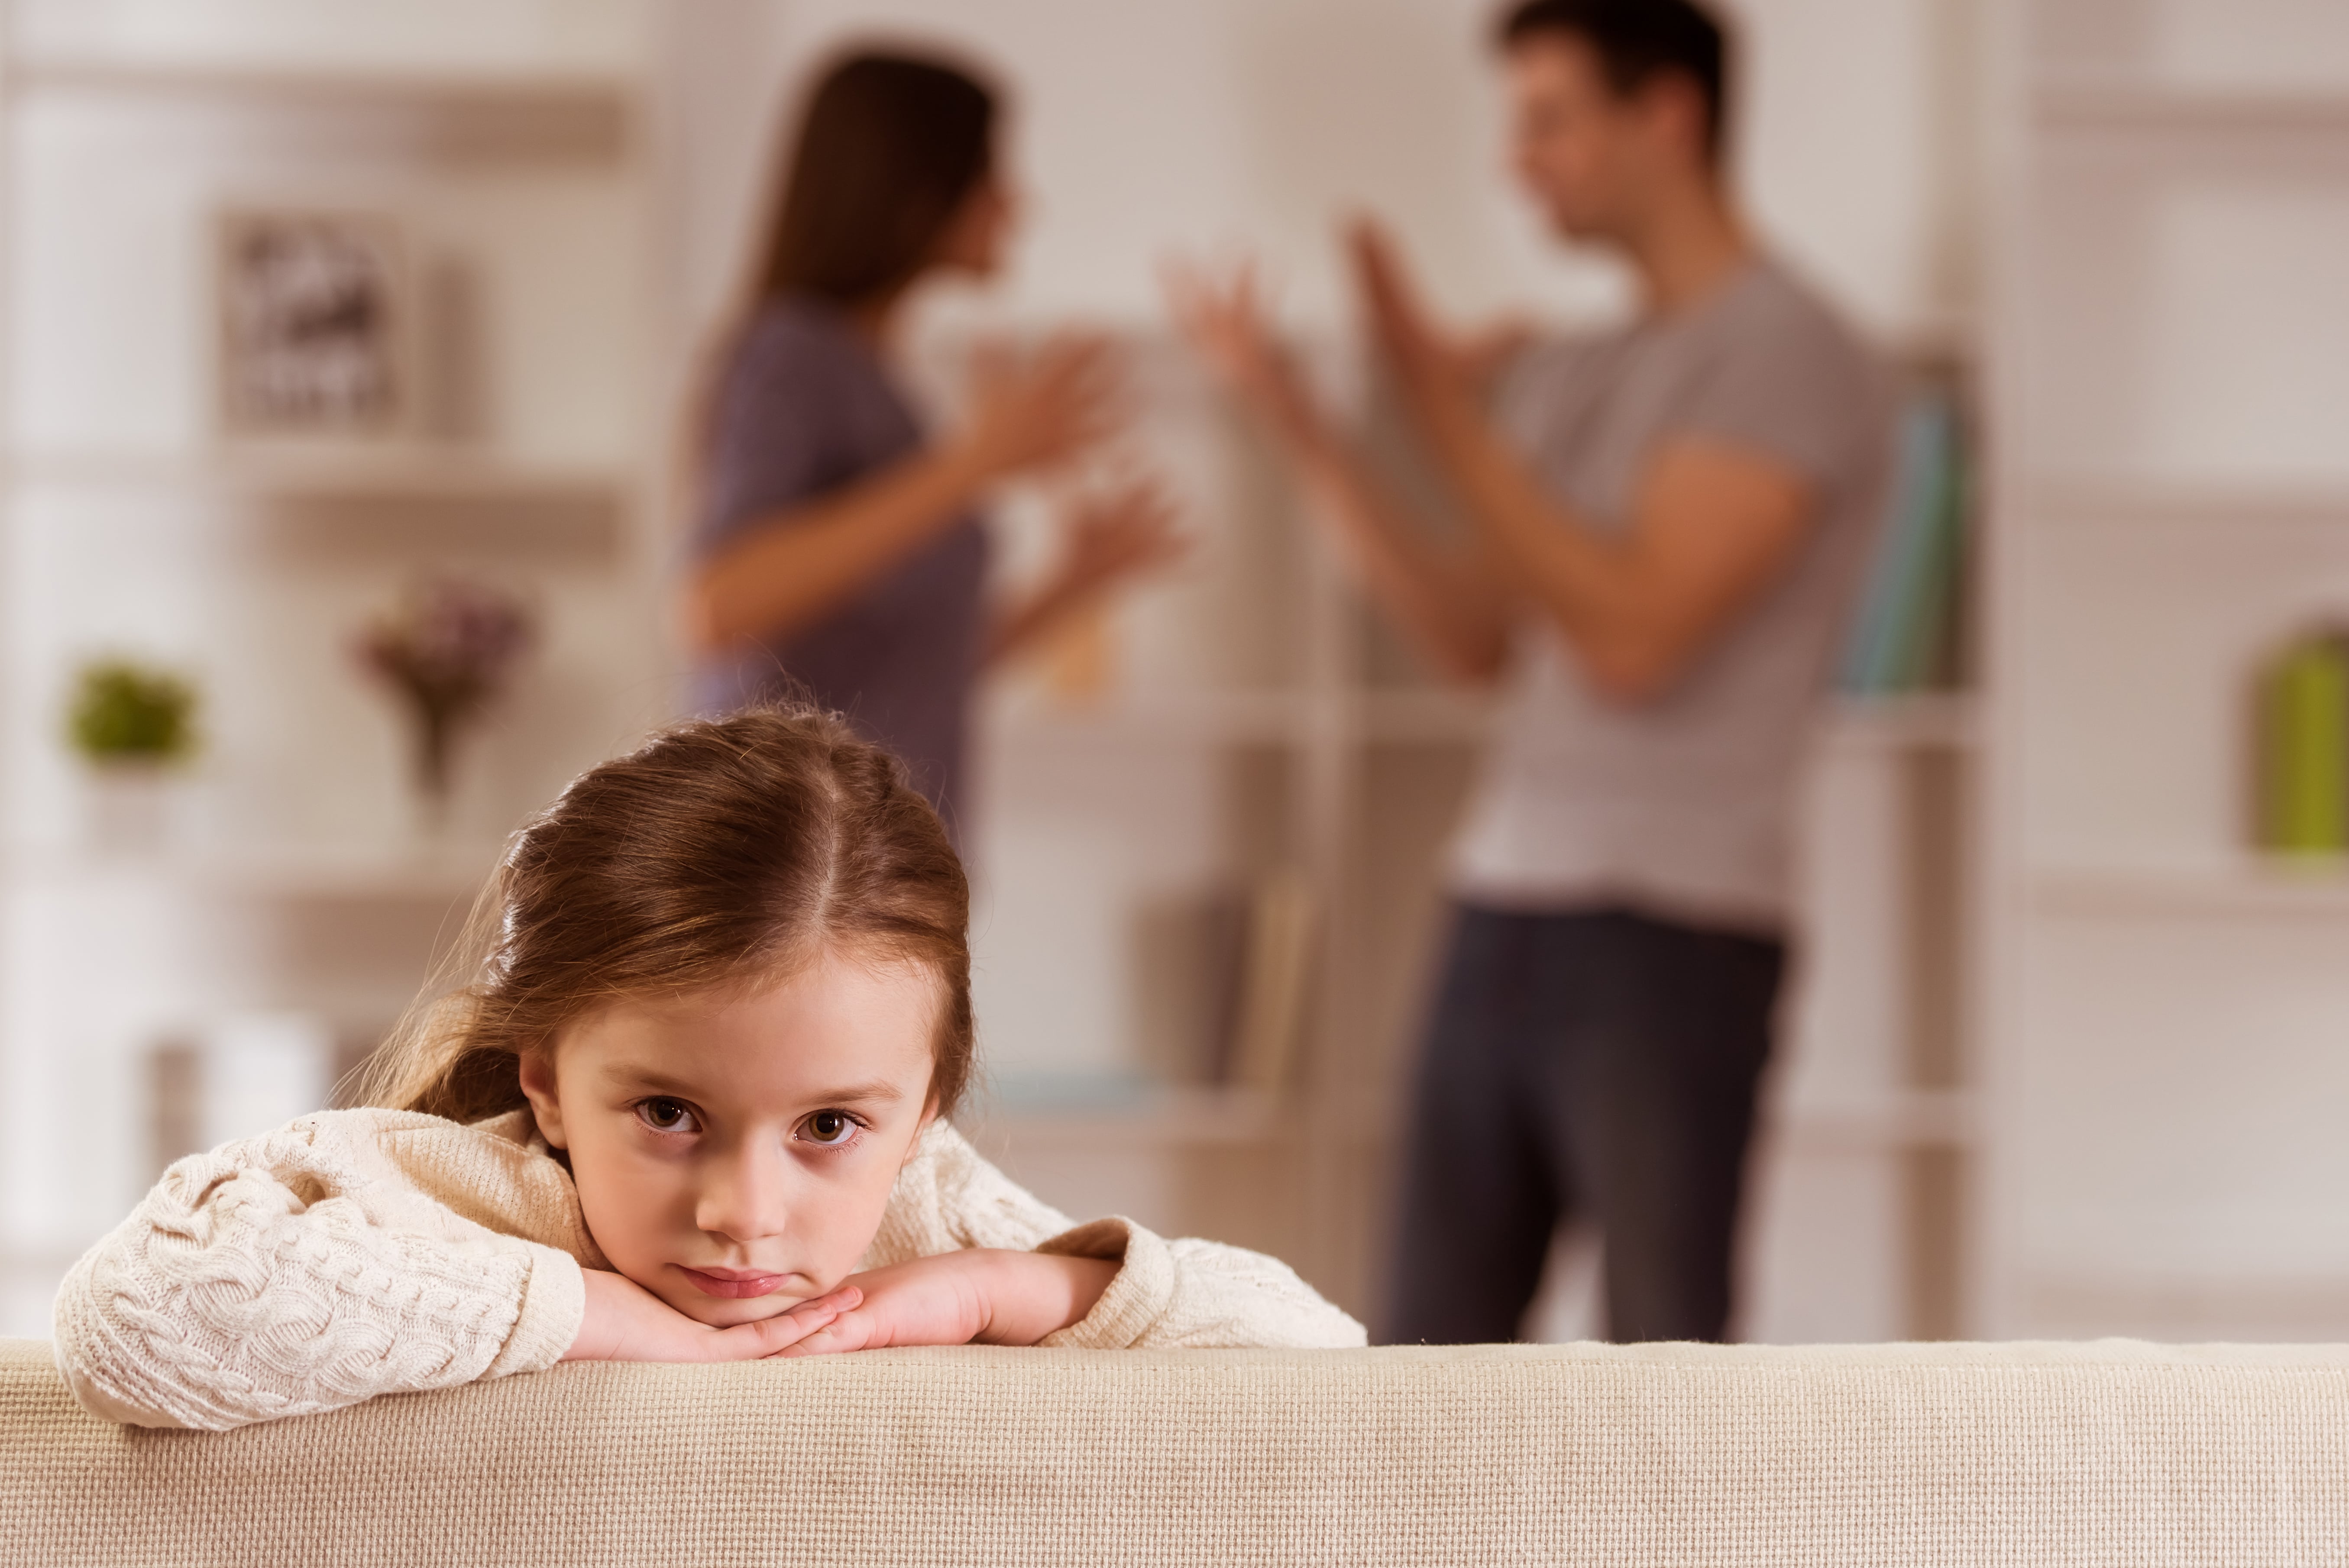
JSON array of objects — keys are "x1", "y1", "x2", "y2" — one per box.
[{"x1": 685, "y1": 49, "x2": 1179, "y2": 834}]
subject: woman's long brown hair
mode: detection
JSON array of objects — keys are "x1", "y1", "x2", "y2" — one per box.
[
  {"x1": 360, "y1": 706, "x2": 974, "y2": 1123},
  {"x1": 757, "y1": 49, "x2": 998, "y2": 308}
]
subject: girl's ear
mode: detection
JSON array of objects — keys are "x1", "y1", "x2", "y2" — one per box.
[{"x1": 517, "y1": 1050, "x2": 569, "y2": 1151}]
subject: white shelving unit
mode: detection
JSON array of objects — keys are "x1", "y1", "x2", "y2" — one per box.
[
  {"x1": 0, "y1": 1, "x2": 674, "y2": 1335},
  {"x1": 0, "y1": 1, "x2": 1989, "y2": 1345},
  {"x1": 959, "y1": 319, "x2": 1982, "y2": 1336},
  {"x1": 1978, "y1": 0, "x2": 2349, "y2": 1340}
]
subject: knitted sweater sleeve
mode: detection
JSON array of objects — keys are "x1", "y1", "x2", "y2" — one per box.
[
  {"x1": 877, "y1": 1123, "x2": 1367, "y2": 1350},
  {"x1": 51, "y1": 1111, "x2": 586, "y2": 1430}
]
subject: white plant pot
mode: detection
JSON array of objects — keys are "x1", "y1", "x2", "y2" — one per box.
[{"x1": 82, "y1": 763, "x2": 183, "y2": 856}]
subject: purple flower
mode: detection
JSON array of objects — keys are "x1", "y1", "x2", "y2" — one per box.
[{"x1": 354, "y1": 577, "x2": 535, "y2": 801}]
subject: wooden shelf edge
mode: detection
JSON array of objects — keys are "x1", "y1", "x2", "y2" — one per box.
[
  {"x1": 10, "y1": 446, "x2": 634, "y2": 505},
  {"x1": 982, "y1": 689, "x2": 1316, "y2": 747},
  {"x1": 2035, "y1": 78, "x2": 2349, "y2": 133},
  {"x1": 985, "y1": 689, "x2": 1979, "y2": 753},
  {"x1": 1770, "y1": 1090, "x2": 1980, "y2": 1151},
  {"x1": 2031, "y1": 861, "x2": 2349, "y2": 919},
  {"x1": 962, "y1": 1085, "x2": 1288, "y2": 1149},
  {"x1": 6, "y1": 846, "x2": 498, "y2": 902},
  {"x1": 10, "y1": 55, "x2": 642, "y2": 111},
  {"x1": 2022, "y1": 1269, "x2": 2349, "y2": 1337},
  {"x1": 2025, "y1": 477, "x2": 2349, "y2": 529},
  {"x1": 1822, "y1": 692, "x2": 1979, "y2": 752}
]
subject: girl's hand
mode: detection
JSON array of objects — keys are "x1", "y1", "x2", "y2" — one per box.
[
  {"x1": 957, "y1": 333, "x2": 1126, "y2": 482},
  {"x1": 560, "y1": 1267, "x2": 861, "y2": 1363},
  {"x1": 779, "y1": 1250, "x2": 1117, "y2": 1357}
]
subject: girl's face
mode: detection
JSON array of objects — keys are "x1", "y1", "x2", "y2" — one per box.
[{"x1": 518, "y1": 953, "x2": 941, "y2": 1327}]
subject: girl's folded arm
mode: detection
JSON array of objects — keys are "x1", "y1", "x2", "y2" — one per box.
[
  {"x1": 916, "y1": 1124, "x2": 1368, "y2": 1350},
  {"x1": 52, "y1": 1115, "x2": 584, "y2": 1431},
  {"x1": 1029, "y1": 1220, "x2": 1368, "y2": 1350}
]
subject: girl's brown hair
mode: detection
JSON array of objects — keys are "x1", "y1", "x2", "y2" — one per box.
[{"x1": 362, "y1": 706, "x2": 974, "y2": 1123}]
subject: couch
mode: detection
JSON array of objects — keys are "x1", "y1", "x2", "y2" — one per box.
[{"x1": 6, "y1": 1335, "x2": 2346, "y2": 1565}]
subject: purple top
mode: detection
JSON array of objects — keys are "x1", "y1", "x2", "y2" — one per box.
[{"x1": 693, "y1": 297, "x2": 989, "y2": 831}]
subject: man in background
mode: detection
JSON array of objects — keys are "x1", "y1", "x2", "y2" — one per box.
[{"x1": 1172, "y1": 0, "x2": 1891, "y2": 1342}]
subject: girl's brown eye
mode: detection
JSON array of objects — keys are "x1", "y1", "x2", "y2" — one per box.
[
  {"x1": 804, "y1": 1110, "x2": 855, "y2": 1146},
  {"x1": 637, "y1": 1098, "x2": 696, "y2": 1133}
]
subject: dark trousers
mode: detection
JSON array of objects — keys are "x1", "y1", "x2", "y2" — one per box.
[{"x1": 1385, "y1": 905, "x2": 1785, "y2": 1345}]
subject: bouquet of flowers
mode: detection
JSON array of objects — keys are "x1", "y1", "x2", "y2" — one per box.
[{"x1": 354, "y1": 576, "x2": 534, "y2": 815}]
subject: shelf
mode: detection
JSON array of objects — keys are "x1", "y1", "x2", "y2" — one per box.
[
  {"x1": 2022, "y1": 1268, "x2": 2349, "y2": 1332},
  {"x1": 963, "y1": 1084, "x2": 1286, "y2": 1151},
  {"x1": 965, "y1": 1086, "x2": 1977, "y2": 1155},
  {"x1": 7, "y1": 57, "x2": 637, "y2": 161},
  {"x1": 985, "y1": 686, "x2": 1501, "y2": 748},
  {"x1": 1772, "y1": 1089, "x2": 1980, "y2": 1152},
  {"x1": 2032, "y1": 860, "x2": 2349, "y2": 919},
  {"x1": 983, "y1": 689, "x2": 1314, "y2": 748},
  {"x1": 1822, "y1": 692, "x2": 1979, "y2": 752},
  {"x1": 11, "y1": 447, "x2": 632, "y2": 507},
  {"x1": 2036, "y1": 79, "x2": 2349, "y2": 135},
  {"x1": 987, "y1": 688, "x2": 1978, "y2": 754},
  {"x1": 1360, "y1": 688, "x2": 1491, "y2": 746},
  {"x1": 2026, "y1": 478, "x2": 2349, "y2": 532},
  {"x1": 9, "y1": 844, "x2": 498, "y2": 902},
  {"x1": 11, "y1": 55, "x2": 638, "y2": 113}
]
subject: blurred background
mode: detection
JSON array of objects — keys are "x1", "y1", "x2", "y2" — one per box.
[{"x1": 3, "y1": 0, "x2": 2347, "y2": 1348}]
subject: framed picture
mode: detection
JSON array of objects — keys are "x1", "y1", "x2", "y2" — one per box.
[{"x1": 217, "y1": 209, "x2": 410, "y2": 440}]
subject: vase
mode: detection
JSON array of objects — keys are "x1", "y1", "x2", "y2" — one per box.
[
  {"x1": 398, "y1": 708, "x2": 463, "y2": 848},
  {"x1": 82, "y1": 762, "x2": 181, "y2": 856}
]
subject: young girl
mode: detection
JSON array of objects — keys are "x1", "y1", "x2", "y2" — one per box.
[{"x1": 54, "y1": 708, "x2": 1364, "y2": 1429}]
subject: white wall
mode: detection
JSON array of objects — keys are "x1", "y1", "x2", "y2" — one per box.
[{"x1": 670, "y1": 0, "x2": 1975, "y2": 343}]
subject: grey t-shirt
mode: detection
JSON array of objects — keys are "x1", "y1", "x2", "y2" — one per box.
[
  {"x1": 693, "y1": 297, "x2": 988, "y2": 828},
  {"x1": 1450, "y1": 257, "x2": 1893, "y2": 931}
]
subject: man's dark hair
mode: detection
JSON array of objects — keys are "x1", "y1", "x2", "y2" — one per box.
[{"x1": 1497, "y1": 0, "x2": 1731, "y2": 165}]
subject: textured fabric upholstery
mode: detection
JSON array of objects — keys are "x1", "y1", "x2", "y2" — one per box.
[{"x1": 6, "y1": 1335, "x2": 2347, "y2": 1565}]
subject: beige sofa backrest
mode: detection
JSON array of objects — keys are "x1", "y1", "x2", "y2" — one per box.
[{"x1": 6, "y1": 1336, "x2": 2347, "y2": 1565}]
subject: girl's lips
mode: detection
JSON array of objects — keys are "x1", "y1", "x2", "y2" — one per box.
[{"x1": 677, "y1": 1266, "x2": 790, "y2": 1299}]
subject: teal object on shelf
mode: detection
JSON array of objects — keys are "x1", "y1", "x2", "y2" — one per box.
[{"x1": 1839, "y1": 396, "x2": 1963, "y2": 695}]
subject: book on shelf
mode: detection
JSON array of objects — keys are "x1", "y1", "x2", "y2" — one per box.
[
  {"x1": 2255, "y1": 628, "x2": 2349, "y2": 857},
  {"x1": 1220, "y1": 868, "x2": 1318, "y2": 1098},
  {"x1": 148, "y1": 1012, "x2": 339, "y2": 1179},
  {"x1": 1838, "y1": 394, "x2": 1970, "y2": 696}
]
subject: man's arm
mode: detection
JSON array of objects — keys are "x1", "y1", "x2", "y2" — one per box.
[
  {"x1": 1165, "y1": 260, "x2": 1514, "y2": 685},
  {"x1": 1285, "y1": 423, "x2": 1516, "y2": 684},
  {"x1": 1352, "y1": 223, "x2": 1817, "y2": 704}
]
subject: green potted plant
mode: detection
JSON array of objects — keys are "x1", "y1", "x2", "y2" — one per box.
[{"x1": 65, "y1": 657, "x2": 201, "y2": 852}]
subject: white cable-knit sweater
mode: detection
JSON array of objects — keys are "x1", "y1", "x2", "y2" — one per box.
[{"x1": 52, "y1": 1109, "x2": 1365, "y2": 1429}]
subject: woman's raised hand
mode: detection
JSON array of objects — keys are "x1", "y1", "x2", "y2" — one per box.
[
  {"x1": 560, "y1": 1265, "x2": 861, "y2": 1363},
  {"x1": 957, "y1": 333, "x2": 1126, "y2": 482},
  {"x1": 1052, "y1": 475, "x2": 1189, "y2": 601},
  {"x1": 1163, "y1": 256, "x2": 1330, "y2": 452}
]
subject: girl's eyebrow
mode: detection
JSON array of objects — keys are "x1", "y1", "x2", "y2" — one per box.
[
  {"x1": 805, "y1": 1079, "x2": 907, "y2": 1106},
  {"x1": 600, "y1": 1066, "x2": 705, "y2": 1097},
  {"x1": 600, "y1": 1064, "x2": 907, "y2": 1106}
]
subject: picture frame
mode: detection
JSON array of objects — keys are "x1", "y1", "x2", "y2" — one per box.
[{"x1": 216, "y1": 208, "x2": 411, "y2": 441}]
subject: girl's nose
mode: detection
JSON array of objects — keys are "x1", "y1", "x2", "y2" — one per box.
[{"x1": 693, "y1": 1132, "x2": 793, "y2": 1245}]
